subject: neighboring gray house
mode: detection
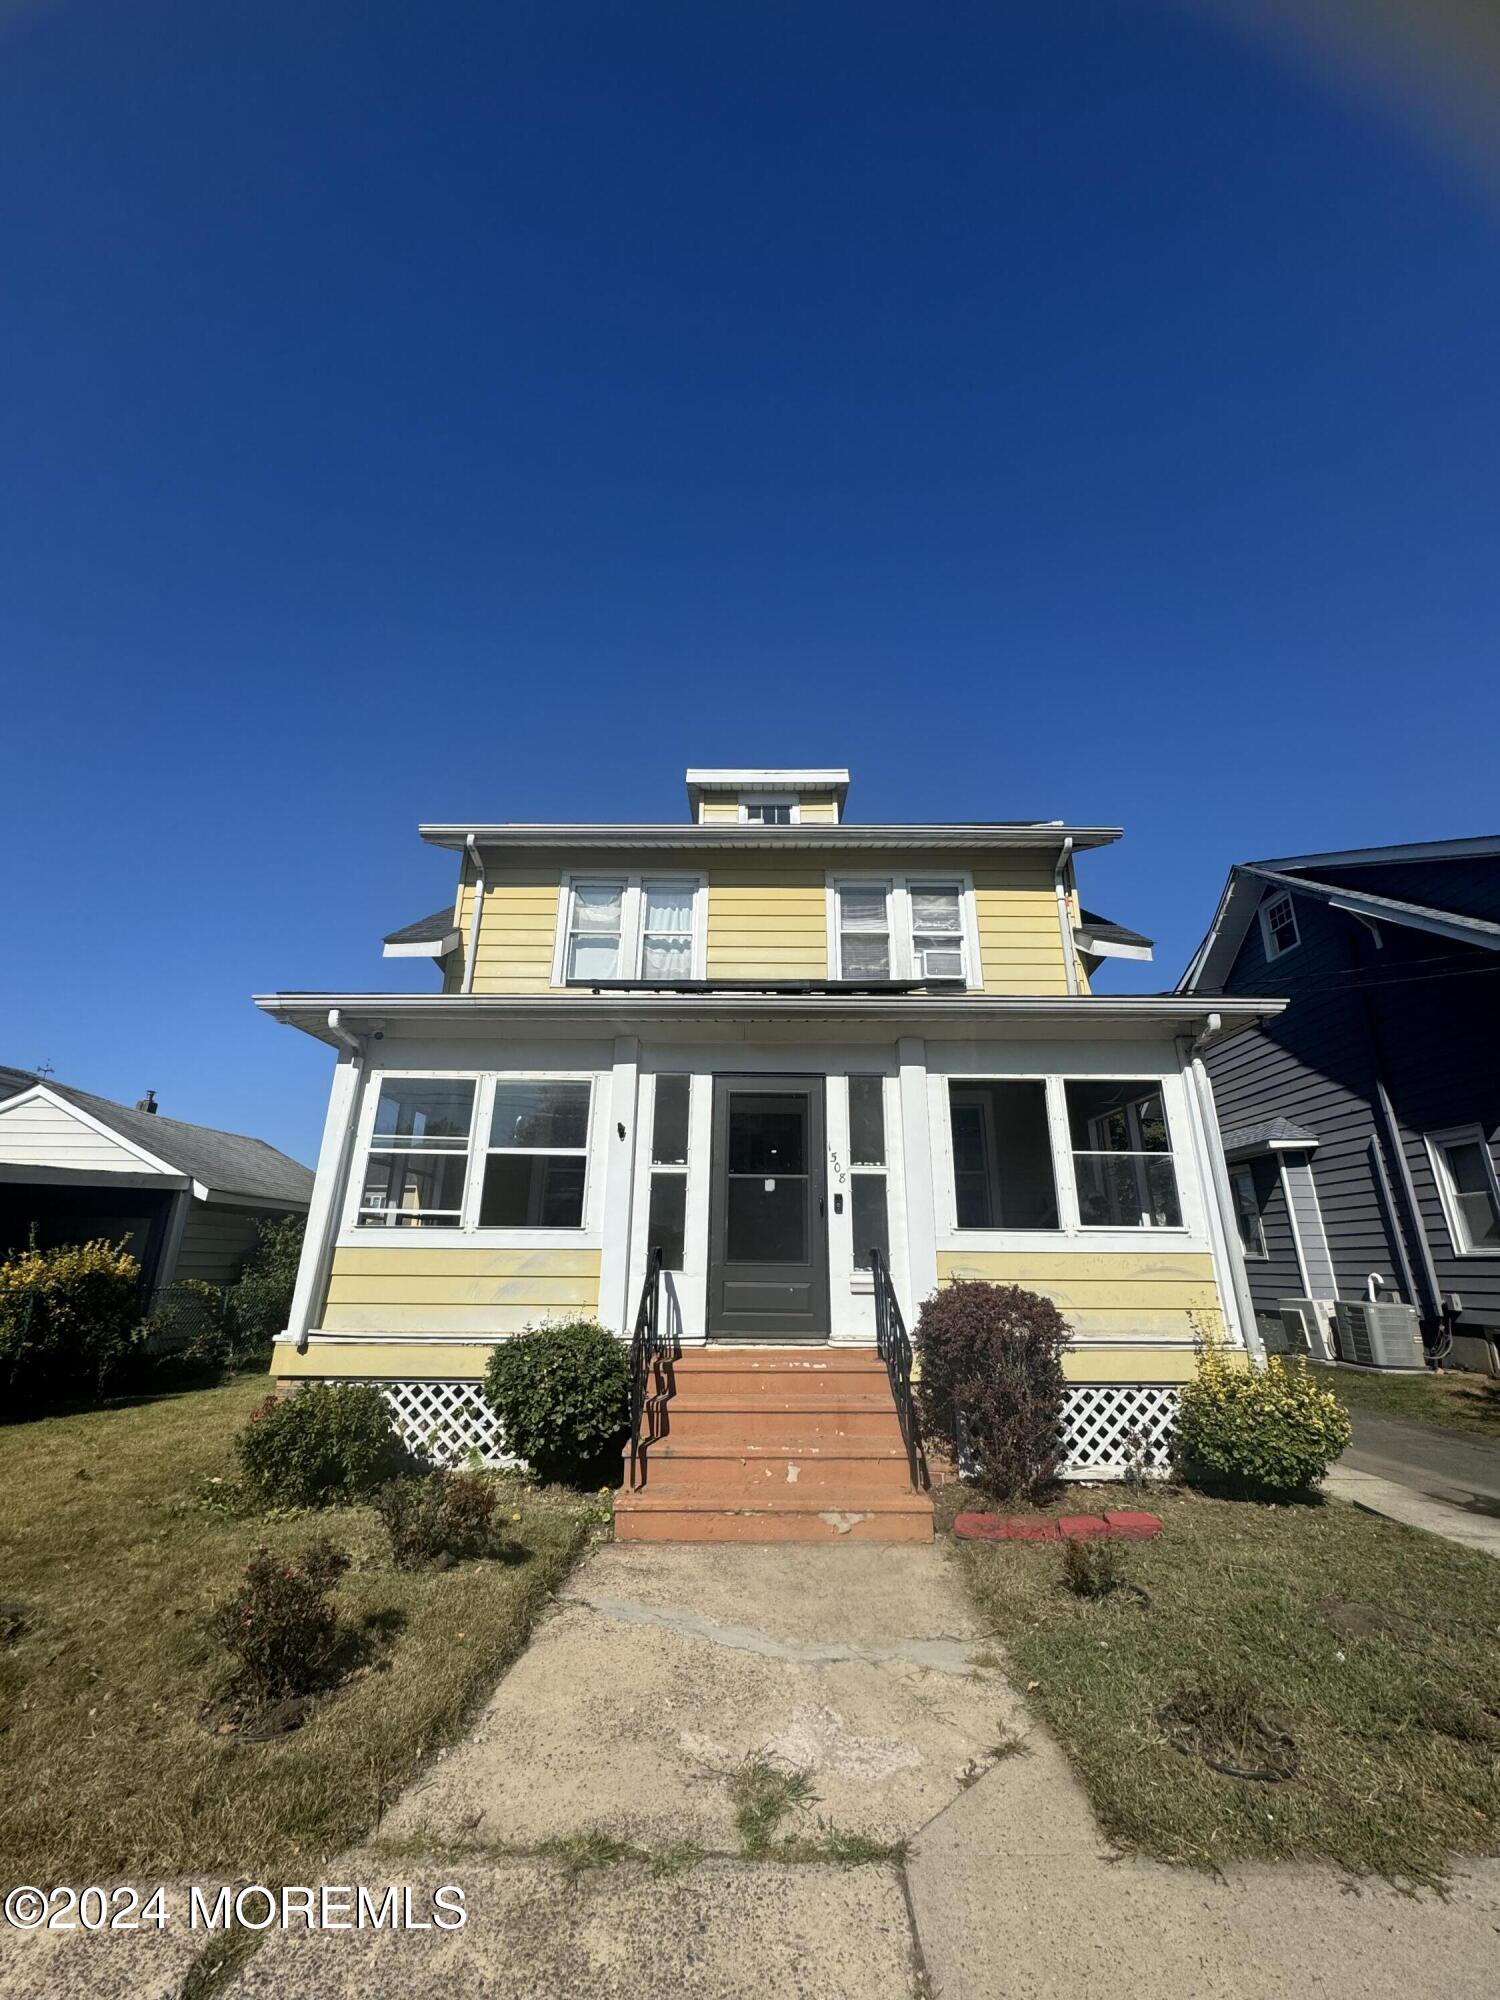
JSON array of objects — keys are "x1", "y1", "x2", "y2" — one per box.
[
  {"x1": 1178, "y1": 838, "x2": 1500, "y2": 1374},
  {"x1": 0, "y1": 1068, "x2": 313, "y2": 1299}
]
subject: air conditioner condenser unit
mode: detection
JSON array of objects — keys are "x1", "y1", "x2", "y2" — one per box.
[
  {"x1": 1279, "y1": 1298, "x2": 1335, "y2": 1363},
  {"x1": 1333, "y1": 1299, "x2": 1425, "y2": 1371}
]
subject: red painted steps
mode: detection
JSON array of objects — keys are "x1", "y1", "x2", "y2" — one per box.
[{"x1": 615, "y1": 1345, "x2": 931, "y2": 1544}]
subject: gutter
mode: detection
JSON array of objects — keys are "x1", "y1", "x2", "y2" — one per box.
[
  {"x1": 1053, "y1": 838, "x2": 1079, "y2": 996},
  {"x1": 461, "y1": 834, "x2": 486, "y2": 995}
]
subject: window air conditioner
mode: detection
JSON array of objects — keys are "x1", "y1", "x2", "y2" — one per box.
[
  {"x1": 1279, "y1": 1298, "x2": 1334, "y2": 1363},
  {"x1": 1333, "y1": 1299, "x2": 1425, "y2": 1371},
  {"x1": 919, "y1": 947, "x2": 965, "y2": 980}
]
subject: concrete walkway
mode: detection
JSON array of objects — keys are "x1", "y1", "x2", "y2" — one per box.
[{"x1": 9, "y1": 1540, "x2": 1499, "y2": 1998}]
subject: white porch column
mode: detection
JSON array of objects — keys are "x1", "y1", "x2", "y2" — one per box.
[
  {"x1": 284, "y1": 1048, "x2": 366, "y2": 1354},
  {"x1": 897, "y1": 1035, "x2": 938, "y2": 1317},
  {"x1": 1185, "y1": 1054, "x2": 1265, "y2": 1363},
  {"x1": 597, "y1": 1035, "x2": 641, "y2": 1334}
]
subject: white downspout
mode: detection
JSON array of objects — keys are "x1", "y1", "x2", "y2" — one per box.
[
  {"x1": 286, "y1": 1008, "x2": 368, "y2": 1357},
  {"x1": 462, "y1": 834, "x2": 486, "y2": 995},
  {"x1": 1054, "y1": 837, "x2": 1079, "y2": 996}
]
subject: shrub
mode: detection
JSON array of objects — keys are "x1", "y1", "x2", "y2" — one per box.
[
  {"x1": 483, "y1": 1319, "x2": 630, "y2": 1487},
  {"x1": 0, "y1": 1238, "x2": 146, "y2": 1412},
  {"x1": 914, "y1": 1280, "x2": 1070, "y2": 1502},
  {"x1": 230, "y1": 1215, "x2": 305, "y2": 1352},
  {"x1": 210, "y1": 1538, "x2": 350, "y2": 1704},
  {"x1": 1172, "y1": 1339, "x2": 1351, "y2": 1500},
  {"x1": 374, "y1": 1469, "x2": 499, "y2": 1568},
  {"x1": 235, "y1": 1383, "x2": 408, "y2": 1508},
  {"x1": 1061, "y1": 1536, "x2": 1128, "y2": 1600}
]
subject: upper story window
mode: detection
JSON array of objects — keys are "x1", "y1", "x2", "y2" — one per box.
[
  {"x1": 557, "y1": 875, "x2": 704, "y2": 984},
  {"x1": 832, "y1": 876, "x2": 974, "y2": 985},
  {"x1": 1426, "y1": 1126, "x2": 1500, "y2": 1256},
  {"x1": 357, "y1": 1078, "x2": 476, "y2": 1228},
  {"x1": 1259, "y1": 892, "x2": 1300, "y2": 961},
  {"x1": 742, "y1": 798, "x2": 795, "y2": 824},
  {"x1": 1065, "y1": 1079, "x2": 1183, "y2": 1228}
]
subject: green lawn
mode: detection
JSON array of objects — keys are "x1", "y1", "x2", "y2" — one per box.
[
  {"x1": 954, "y1": 1487, "x2": 1500, "y2": 1884},
  {"x1": 1313, "y1": 1360, "x2": 1500, "y2": 1440},
  {"x1": 0, "y1": 1376, "x2": 600, "y2": 1884}
]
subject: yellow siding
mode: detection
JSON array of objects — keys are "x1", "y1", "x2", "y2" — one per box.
[
  {"x1": 798, "y1": 795, "x2": 839, "y2": 823},
  {"x1": 700, "y1": 801, "x2": 739, "y2": 823},
  {"x1": 464, "y1": 867, "x2": 561, "y2": 993},
  {"x1": 706, "y1": 864, "x2": 827, "y2": 979},
  {"x1": 320, "y1": 1246, "x2": 601, "y2": 1334},
  {"x1": 972, "y1": 862, "x2": 1080, "y2": 995},
  {"x1": 279, "y1": 1340, "x2": 497, "y2": 1381},
  {"x1": 935, "y1": 1251, "x2": 1227, "y2": 1344}
]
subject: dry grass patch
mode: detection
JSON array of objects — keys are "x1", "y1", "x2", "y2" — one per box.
[
  {"x1": 1314, "y1": 1361, "x2": 1500, "y2": 1439},
  {"x1": 0, "y1": 1375, "x2": 599, "y2": 1882},
  {"x1": 955, "y1": 1487, "x2": 1500, "y2": 1883}
]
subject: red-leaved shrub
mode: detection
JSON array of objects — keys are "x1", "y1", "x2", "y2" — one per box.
[
  {"x1": 210, "y1": 1538, "x2": 351, "y2": 1704},
  {"x1": 914, "y1": 1281, "x2": 1070, "y2": 1501}
]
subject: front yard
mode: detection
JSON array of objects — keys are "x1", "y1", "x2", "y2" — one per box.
[
  {"x1": 953, "y1": 1487, "x2": 1500, "y2": 1884},
  {"x1": 0, "y1": 1376, "x2": 600, "y2": 1884},
  {"x1": 1314, "y1": 1360, "x2": 1500, "y2": 1439}
]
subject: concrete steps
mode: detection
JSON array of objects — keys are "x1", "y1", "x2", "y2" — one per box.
[{"x1": 615, "y1": 1346, "x2": 932, "y2": 1544}]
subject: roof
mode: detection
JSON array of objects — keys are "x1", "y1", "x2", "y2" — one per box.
[
  {"x1": 255, "y1": 989, "x2": 1287, "y2": 1050},
  {"x1": 1178, "y1": 837, "x2": 1500, "y2": 993},
  {"x1": 1074, "y1": 909, "x2": 1154, "y2": 962},
  {"x1": 383, "y1": 907, "x2": 462, "y2": 958},
  {"x1": 418, "y1": 821, "x2": 1122, "y2": 854},
  {"x1": 1218, "y1": 1117, "x2": 1320, "y2": 1157},
  {"x1": 0, "y1": 1070, "x2": 314, "y2": 1206},
  {"x1": 684, "y1": 767, "x2": 851, "y2": 817}
]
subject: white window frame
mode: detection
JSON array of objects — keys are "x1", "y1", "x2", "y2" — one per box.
[
  {"x1": 826, "y1": 870, "x2": 982, "y2": 989},
  {"x1": 478, "y1": 1076, "x2": 596, "y2": 1232},
  {"x1": 342, "y1": 1070, "x2": 601, "y2": 1243},
  {"x1": 1259, "y1": 891, "x2": 1300, "y2": 962},
  {"x1": 645, "y1": 1073, "x2": 692, "y2": 1272},
  {"x1": 1229, "y1": 1163, "x2": 1268, "y2": 1260},
  {"x1": 552, "y1": 873, "x2": 707, "y2": 985},
  {"x1": 845, "y1": 1074, "x2": 893, "y2": 1283},
  {"x1": 352, "y1": 1072, "x2": 479, "y2": 1232},
  {"x1": 1426, "y1": 1124, "x2": 1500, "y2": 1258},
  {"x1": 739, "y1": 793, "x2": 799, "y2": 825},
  {"x1": 1066, "y1": 1077, "x2": 1185, "y2": 1232}
]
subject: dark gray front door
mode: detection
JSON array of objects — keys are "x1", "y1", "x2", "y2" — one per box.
[{"x1": 707, "y1": 1077, "x2": 829, "y2": 1340}]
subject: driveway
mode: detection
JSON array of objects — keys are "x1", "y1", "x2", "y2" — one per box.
[{"x1": 1342, "y1": 1409, "x2": 1500, "y2": 1513}]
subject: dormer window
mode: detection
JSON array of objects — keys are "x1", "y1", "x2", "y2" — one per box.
[{"x1": 742, "y1": 799, "x2": 795, "y2": 825}]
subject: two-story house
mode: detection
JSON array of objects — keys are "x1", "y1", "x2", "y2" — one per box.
[
  {"x1": 257, "y1": 767, "x2": 1279, "y2": 1539},
  {"x1": 1179, "y1": 836, "x2": 1500, "y2": 1379}
]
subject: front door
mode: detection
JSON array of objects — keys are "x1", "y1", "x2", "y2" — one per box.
[{"x1": 707, "y1": 1076, "x2": 829, "y2": 1340}]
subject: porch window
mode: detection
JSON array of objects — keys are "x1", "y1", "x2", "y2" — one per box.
[
  {"x1": 480, "y1": 1080, "x2": 591, "y2": 1228},
  {"x1": 564, "y1": 882, "x2": 625, "y2": 980},
  {"x1": 848, "y1": 1075, "x2": 890, "y2": 1273},
  {"x1": 836, "y1": 883, "x2": 892, "y2": 979},
  {"x1": 910, "y1": 883, "x2": 966, "y2": 981},
  {"x1": 1230, "y1": 1164, "x2": 1267, "y2": 1258},
  {"x1": 948, "y1": 1081, "x2": 1059, "y2": 1229},
  {"x1": 357, "y1": 1078, "x2": 475, "y2": 1228},
  {"x1": 647, "y1": 1075, "x2": 691, "y2": 1270},
  {"x1": 1427, "y1": 1127, "x2": 1500, "y2": 1255},
  {"x1": 1065, "y1": 1079, "x2": 1183, "y2": 1228}
]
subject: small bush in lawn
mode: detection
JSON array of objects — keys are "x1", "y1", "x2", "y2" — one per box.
[
  {"x1": 235, "y1": 1383, "x2": 408, "y2": 1508},
  {"x1": 0, "y1": 1237, "x2": 146, "y2": 1412},
  {"x1": 483, "y1": 1319, "x2": 630, "y2": 1487},
  {"x1": 914, "y1": 1281, "x2": 1070, "y2": 1502},
  {"x1": 229, "y1": 1216, "x2": 305, "y2": 1353},
  {"x1": 1061, "y1": 1536, "x2": 1128, "y2": 1600},
  {"x1": 1173, "y1": 1337, "x2": 1351, "y2": 1500},
  {"x1": 374, "y1": 1469, "x2": 499, "y2": 1569},
  {"x1": 211, "y1": 1538, "x2": 350, "y2": 1704}
]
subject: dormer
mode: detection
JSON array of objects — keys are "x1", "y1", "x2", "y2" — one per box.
[{"x1": 684, "y1": 767, "x2": 851, "y2": 826}]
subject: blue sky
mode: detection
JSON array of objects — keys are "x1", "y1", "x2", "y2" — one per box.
[{"x1": 3, "y1": 1, "x2": 1497, "y2": 1164}]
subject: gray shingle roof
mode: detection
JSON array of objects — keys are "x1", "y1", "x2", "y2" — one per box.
[
  {"x1": 1219, "y1": 1117, "x2": 1319, "y2": 1157},
  {"x1": 0, "y1": 1069, "x2": 314, "y2": 1206},
  {"x1": 384, "y1": 908, "x2": 461, "y2": 946}
]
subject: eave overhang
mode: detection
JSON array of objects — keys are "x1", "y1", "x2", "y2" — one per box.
[
  {"x1": 417, "y1": 822, "x2": 1123, "y2": 855},
  {"x1": 254, "y1": 991, "x2": 1286, "y2": 1050}
]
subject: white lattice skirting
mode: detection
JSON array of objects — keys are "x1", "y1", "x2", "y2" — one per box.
[
  {"x1": 1060, "y1": 1384, "x2": 1179, "y2": 1479},
  {"x1": 329, "y1": 1380, "x2": 518, "y2": 1467}
]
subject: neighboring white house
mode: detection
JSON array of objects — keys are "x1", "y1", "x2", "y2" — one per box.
[{"x1": 0, "y1": 1068, "x2": 313, "y2": 1297}]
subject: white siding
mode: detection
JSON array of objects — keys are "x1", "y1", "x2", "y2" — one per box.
[
  {"x1": 173, "y1": 1203, "x2": 265, "y2": 1287},
  {"x1": 0, "y1": 1095, "x2": 165, "y2": 1174}
]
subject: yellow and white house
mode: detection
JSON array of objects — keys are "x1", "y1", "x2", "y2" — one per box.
[{"x1": 257, "y1": 767, "x2": 1281, "y2": 1529}]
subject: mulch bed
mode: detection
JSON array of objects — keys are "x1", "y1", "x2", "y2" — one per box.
[{"x1": 953, "y1": 1509, "x2": 1162, "y2": 1543}]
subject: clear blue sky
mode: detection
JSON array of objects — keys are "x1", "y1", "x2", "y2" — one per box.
[{"x1": 3, "y1": 1, "x2": 1497, "y2": 1165}]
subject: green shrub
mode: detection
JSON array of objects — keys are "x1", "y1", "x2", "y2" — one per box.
[
  {"x1": 235, "y1": 1383, "x2": 408, "y2": 1507},
  {"x1": 1173, "y1": 1340, "x2": 1351, "y2": 1499},
  {"x1": 374, "y1": 1469, "x2": 500, "y2": 1568},
  {"x1": 210, "y1": 1538, "x2": 350, "y2": 1703},
  {"x1": 0, "y1": 1238, "x2": 146, "y2": 1412},
  {"x1": 914, "y1": 1280, "x2": 1070, "y2": 1501},
  {"x1": 483, "y1": 1319, "x2": 630, "y2": 1487},
  {"x1": 230, "y1": 1215, "x2": 305, "y2": 1350}
]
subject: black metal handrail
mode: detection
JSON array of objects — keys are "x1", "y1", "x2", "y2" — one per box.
[
  {"x1": 627, "y1": 1245, "x2": 667, "y2": 1490},
  {"x1": 869, "y1": 1248, "x2": 927, "y2": 1492}
]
